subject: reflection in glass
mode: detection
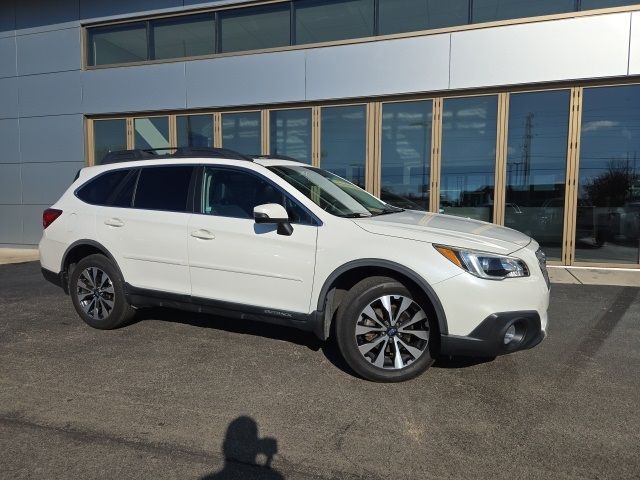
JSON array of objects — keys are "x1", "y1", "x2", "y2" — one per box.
[
  {"x1": 581, "y1": 0, "x2": 639, "y2": 9},
  {"x1": 219, "y1": 4, "x2": 290, "y2": 53},
  {"x1": 94, "y1": 119, "x2": 127, "y2": 164},
  {"x1": 134, "y1": 117, "x2": 170, "y2": 150},
  {"x1": 472, "y1": 0, "x2": 574, "y2": 23},
  {"x1": 270, "y1": 109, "x2": 312, "y2": 163},
  {"x1": 222, "y1": 112, "x2": 261, "y2": 155},
  {"x1": 320, "y1": 105, "x2": 367, "y2": 188},
  {"x1": 177, "y1": 115, "x2": 213, "y2": 148},
  {"x1": 151, "y1": 14, "x2": 215, "y2": 60},
  {"x1": 505, "y1": 90, "x2": 570, "y2": 260},
  {"x1": 295, "y1": 0, "x2": 374, "y2": 44},
  {"x1": 576, "y1": 86, "x2": 640, "y2": 264},
  {"x1": 440, "y1": 96, "x2": 497, "y2": 222},
  {"x1": 380, "y1": 101, "x2": 432, "y2": 210},
  {"x1": 379, "y1": 0, "x2": 469, "y2": 34},
  {"x1": 88, "y1": 23, "x2": 148, "y2": 66}
]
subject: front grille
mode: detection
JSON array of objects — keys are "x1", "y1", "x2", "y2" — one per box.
[{"x1": 536, "y1": 248, "x2": 550, "y2": 289}]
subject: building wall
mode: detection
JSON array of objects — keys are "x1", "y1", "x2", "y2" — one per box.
[{"x1": 1, "y1": 0, "x2": 640, "y2": 245}]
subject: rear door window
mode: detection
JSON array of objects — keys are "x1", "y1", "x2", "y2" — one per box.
[{"x1": 133, "y1": 166, "x2": 194, "y2": 212}]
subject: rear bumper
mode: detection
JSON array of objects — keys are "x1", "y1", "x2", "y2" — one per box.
[
  {"x1": 439, "y1": 310, "x2": 546, "y2": 358},
  {"x1": 41, "y1": 267, "x2": 67, "y2": 293}
]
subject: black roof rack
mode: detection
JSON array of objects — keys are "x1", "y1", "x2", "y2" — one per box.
[
  {"x1": 253, "y1": 154, "x2": 305, "y2": 163},
  {"x1": 100, "y1": 147, "x2": 254, "y2": 165}
]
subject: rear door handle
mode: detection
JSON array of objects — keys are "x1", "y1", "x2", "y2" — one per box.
[
  {"x1": 104, "y1": 218, "x2": 124, "y2": 227},
  {"x1": 190, "y1": 229, "x2": 215, "y2": 240}
]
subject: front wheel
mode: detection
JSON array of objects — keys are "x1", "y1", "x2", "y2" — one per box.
[
  {"x1": 69, "y1": 254, "x2": 135, "y2": 330},
  {"x1": 335, "y1": 276, "x2": 435, "y2": 382}
]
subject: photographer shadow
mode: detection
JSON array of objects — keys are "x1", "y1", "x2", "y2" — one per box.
[{"x1": 200, "y1": 416, "x2": 284, "y2": 480}]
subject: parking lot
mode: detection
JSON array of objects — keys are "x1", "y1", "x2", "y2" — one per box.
[{"x1": 1, "y1": 261, "x2": 639, "y2": 479}]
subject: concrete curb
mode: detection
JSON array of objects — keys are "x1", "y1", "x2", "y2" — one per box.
[{"x1": 0, "y1": 249, "x2": 40, "y2": 266}]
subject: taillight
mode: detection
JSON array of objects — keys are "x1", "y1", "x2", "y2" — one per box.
[{"x1": 43, "y1": 209, "x2": 63, "y2": 229}]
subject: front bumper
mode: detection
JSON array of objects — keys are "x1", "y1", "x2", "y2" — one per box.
[{"x1": 439, "y1": 310, "x2": 546, "y2": 358}]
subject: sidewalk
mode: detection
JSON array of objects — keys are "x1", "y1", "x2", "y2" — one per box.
[{"x1": 0, "y1": 248, "x2": 639, "y2": 286}]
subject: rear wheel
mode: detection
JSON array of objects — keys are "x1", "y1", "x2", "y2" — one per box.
[
  {"x1": 335, "y1": 276, "x2": 434, "y2": 382},
  {"x1": 69, "y1": 254, "x2": 135, "y2": 329}
]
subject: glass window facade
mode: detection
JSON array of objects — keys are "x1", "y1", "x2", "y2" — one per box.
[
  {"x1": 380, "y1": 101, "x2": 432, "y2": 210},
  {"x1": 270, "y1": 109, "x2": 312, "y2": 164},
  {"x1": 177, "y1": 115, "x2": 214, "y2": 148},
  {"x1": 472, "y1": 0, "x2": 575, "y2": 23},
  {"x1": 88, "y1": 23, "x2": 148, "y2": 66},
  {"x1": 576, "y1": 86, "x2": 640, "y2": 264},
  {"x1": 94, "y1": 119, "x2": 127, "y2": 164},
  {"x1": 295, "y1": 0, "x2": 375, "y2": 44},
  {"x1": 581, "y1": 0, "x2": 640, "y2": 8},
  {"x1": 320, "y1": 105, "x2": 367, "y2": 188},
  {"x1": 219, "y1": 4, "x2": 290, "y2": 53},
  {"x1": 505, "y1": 90, "x2": 570, "y2": 260},
  {"x1": 379, "y1": 0, "x2": 469, "y2": 34},
  {"x1": 222, "y1": 112, "x2": 262, "y2": 155},
  {"x1": 440, "y1": 96, "x2": 498, "y2": 222},
  {"x1": 134, "y1": 117, "x2": 170, "y2": 150},
  {"x1": 151, "y1": 14, "x2": 215, "y2": 60}
]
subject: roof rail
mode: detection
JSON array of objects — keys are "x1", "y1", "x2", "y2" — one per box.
[
  {"x1": 100, "y1": 147, "x2": 253, "y2": 164},
  {"x1": 253, "y1": 154, "x2": 305, "y2": 163}
]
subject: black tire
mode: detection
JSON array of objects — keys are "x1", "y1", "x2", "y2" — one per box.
[
  {"x1": 335, "y1": 276, "x2": 435, "y2": 382},
  {"x1": 69, "y1": 254, "x2": 135, "y2": 330}
]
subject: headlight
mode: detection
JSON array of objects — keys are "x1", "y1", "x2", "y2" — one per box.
[{"x1": 434, "y1": 245, "x2": 529, "y2": 280}]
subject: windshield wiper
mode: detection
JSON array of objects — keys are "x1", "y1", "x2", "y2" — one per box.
[{"x1": 342, "y1": 212, "x2": 372, "y2": 218}]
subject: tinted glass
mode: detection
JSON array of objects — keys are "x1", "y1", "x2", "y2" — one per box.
[
  {"x1": 581, "y1": 0, "x2": 640, "y2": 9},
  {"x1": 77, "y1": 169, "x2": 131, "y2": 205},
  {"x1": 576, "y1": 85, "x2": 640, "y2": 264},
  {"x1": 440, "y1": 96, "x2": 498, "y2": 222},
  {"x1": 202, "y1": 167, "x2": 313, "y2": 224},
  {"x1": 379, "y1": 0, "x2": 469, "y2": 34},
  {"x1": 111, "y1": 171, "x2": 138, "y2": 208},
  {"x1": 177, "y1": 115, "x2": 214, "y2": 148},
  {"x1": 134, "y1": 117, "x2": 170, "y2": 150},
  {"x1": 134, "y1": 167, "x2": 193, "y2": 212},
  {"x1": 151, "y1": 14, "x2": 215, "y2": 60},
  {"x1": 88, "y1": 23, "x2": 147, "y2": 66},
  {"x1": 94, "y1": 119, "x2": 127, "y2": 165},
  {"x1": 222, "y1": 112, "x2": 261, "y2": 155},
  {"x1": 505, "y1": 90, "x2": 570, "y2": 260},
  {"x1": 472, "y1": 0, "x2": 574, "y2": 22},
  {"x1": 270, "y1": 109, "x2": 312, "y2": 164},
  {"x1": 320, "y1": 105, "x2": 367, "y2": 188},
  {"x1": 381, "y1": 101, "x2": 432, "y2": 210},
  {"x1": 295, "y1": 0, "x2": 375, "y2": 44},
  {"x1": 220, "y1": 4, "x2": 290, "y2": 53}
]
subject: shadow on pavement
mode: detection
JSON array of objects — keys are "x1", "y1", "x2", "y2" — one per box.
[{"x1": 200, "y1": 416, "x2": 284, "y2": 480}]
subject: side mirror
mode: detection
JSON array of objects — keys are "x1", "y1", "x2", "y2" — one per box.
[{"x1": 253, "y1": 203, "x2": 293, "y2": 236}]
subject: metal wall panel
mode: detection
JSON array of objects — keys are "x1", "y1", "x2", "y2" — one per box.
[
  {"x1": 21, "y1": 204, "x2": 47, "y2": 245},
  {"x1": 0, "y1": 164, "x2": 22, "y2": 204},
  {"x1": 17, "y1": 27, "x2": 81, "y2": 76},
  {"x1": 19, "y1": 115, "x2": 85, "y2": 164},
  {"x1": 0, "y1": 76, "x2": 19, "y2": 119},
  {"x1": 0, "y1": 1, "x2": 15, "y2": 39},
  {"x1": 0, "y1": 119, "x2": 20, "y2": 164},
  {"x1": 305, "y1": 35, "x2": 451, "y2": 101},
  {"x1": 83, "y1": 62, "x2": 187, "y2": 113},
  {"x1": 186, "y1": 50, "x2": 306, "y2": 108},
  {"x1": 21, "y1": 161, "x2": 84, "y2": 205},
  {"x1": 18, "y1": 71, "x2": 83, "y2": 117},
  {"x1": 0, "y1": 37, "x2": 16, "y2": 78},
  {"x1": 0, "y1": 206, "x2": 22, "y2": 244},
  {"x1": 628, "y1": 12, "x2": 640, "y2": 75},
  {"x1": 450, "y1": 13, "x2": 632, "y2": 89},
  {"x1": 15, "y1": 0, "x2": 79, "y2": 35}
]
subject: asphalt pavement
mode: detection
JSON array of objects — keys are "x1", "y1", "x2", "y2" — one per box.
[{"x1": 1, "y1": 262, "x2": 639, "y2": 479}]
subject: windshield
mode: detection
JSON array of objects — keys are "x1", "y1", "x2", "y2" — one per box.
[{"x1": 268, "y1": 166, "x2": 403, "y2": 218}]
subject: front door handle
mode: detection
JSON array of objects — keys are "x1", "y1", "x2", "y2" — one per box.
[
  {"x1": 190, "y1": 229, "x2": 216, "y2": 240},
  {"x1": 104, "y1": 218, "x2": 124, "y2": 227}
]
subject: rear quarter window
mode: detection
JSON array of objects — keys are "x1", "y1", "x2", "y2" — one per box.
[{"x1": 76, "y1": 169, "x2": 132, "y2": 206}]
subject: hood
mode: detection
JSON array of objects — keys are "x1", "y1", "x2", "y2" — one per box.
[{"x1": 353, "y1": 210, "x2": 531, "y2": 255}]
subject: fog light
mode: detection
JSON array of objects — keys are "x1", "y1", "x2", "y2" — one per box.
[{"x1": 504, "y1": 324, "x2": 517, "y2": 345}]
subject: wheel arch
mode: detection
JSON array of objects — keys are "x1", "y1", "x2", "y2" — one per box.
[
  {"x1": 316, "y1": 259, "x2": 448, "y2": 340},
  {"x1": 60, "y1": 240, "x2": 124, "y2": 294}
]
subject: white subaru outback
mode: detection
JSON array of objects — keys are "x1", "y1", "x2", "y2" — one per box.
[{"x1": 39, "y1": 148, "x2": 549, "y2": 382}]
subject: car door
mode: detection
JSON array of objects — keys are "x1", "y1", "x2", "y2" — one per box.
[
  {"x1": 96, "y1": 165, "x2": 195, "y2": 295},
  {"x1": 188, "y1": 166, "x2": 318, "y2": 314}
]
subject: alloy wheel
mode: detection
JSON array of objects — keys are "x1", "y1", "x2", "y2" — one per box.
[{"x1": 76, "y1": 267, "x2": 115, "y2": 320}]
